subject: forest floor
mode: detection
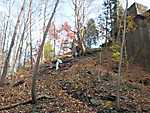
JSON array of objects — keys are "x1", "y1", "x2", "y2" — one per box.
[{"x1": 0, "y1": 48, "x2": 150, "y2": 113}]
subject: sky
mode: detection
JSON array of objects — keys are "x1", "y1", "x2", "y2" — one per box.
[
  {"x1": 55, "y1": 0, "x2": 101, "y2": 26},
  {"x1": 54, "y1": 0, "x2": 150, "y2": 27},
  {"x1": 0, "y1": 0, "x2": 150, "y2": 43},
  {"x1": 0, "y1": 0, "x2": 150, "y2": 28}
]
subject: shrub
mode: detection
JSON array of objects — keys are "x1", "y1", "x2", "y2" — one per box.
[{"x1": 111, "y1": 43, "x2": 121, "y2": 63}]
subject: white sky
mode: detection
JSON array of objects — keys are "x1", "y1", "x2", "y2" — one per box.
[
  {"x1": 0, "y1": 0, "x2": 149, "y2": 28},
  {"x1": 0, "y1": 0, "x2": 150, "y2": 42},
  {"x1": 122, "y1": 0, "x2": 150, "y2": 8}
]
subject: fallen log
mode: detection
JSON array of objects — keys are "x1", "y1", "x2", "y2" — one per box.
[
  {"x1": 0, "y1": 95, "x2": 54, "y2": 111},
  {"x1": 12, "y1": 80, "x2": 25, "y2": 87}
]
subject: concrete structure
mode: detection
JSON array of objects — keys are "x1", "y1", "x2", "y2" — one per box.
[
  {"x1": 127, "y1": 2, "x2": 150, "y2": 70},
  {"x1": 127, "y1": 2, "x2": 148, "y2": 16}
]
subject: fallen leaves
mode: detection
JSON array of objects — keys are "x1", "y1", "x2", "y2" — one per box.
[{"x1": 0, "y1": 54, "x2": 150, "y2": 112}]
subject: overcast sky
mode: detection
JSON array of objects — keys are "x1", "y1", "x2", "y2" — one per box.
[
  {"x1": 56, "y1": 0, "x2": 150, "y2": 25},
  {"x1": 0, "y1": 0, "x2": 150, "y2": 42},
  {"x1": 0, "y1": 0, "x2": 149, "y2": 26}
]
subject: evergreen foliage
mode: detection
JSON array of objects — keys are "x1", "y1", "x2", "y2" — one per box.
[{"x1": 85, "y1": 18, "x2": 99, "y2": 48}]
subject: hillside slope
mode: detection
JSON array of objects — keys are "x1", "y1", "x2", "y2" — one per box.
[{"x1": 0, "y1": 50, "x2": 150, "y2": 113}]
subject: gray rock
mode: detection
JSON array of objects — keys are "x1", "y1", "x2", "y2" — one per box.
[{"x1": 90, "y1": 98, "x2": 102, "y2": 106}]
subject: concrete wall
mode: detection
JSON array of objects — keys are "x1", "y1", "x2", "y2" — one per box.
[{"x1": 127, "y1": 15, "x2": 150, "y2": 70}]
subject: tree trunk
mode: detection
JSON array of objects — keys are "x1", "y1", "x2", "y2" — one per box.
[
  {"x1": 11, "y1": 35, "x2": 22, "y2": 75},
  {"x1": 2, "y1": 20, "x2": 9, "y2": 52},
  {"x1": 109, "y1": 0, "x2": 113, "y2": 38},
  {"x1": 31, "y1": 0, "x2": 59, "y2": 111},
  {"x1": 0, "y1": 0, "x2": 25, "y2": 85},
  {"x1": 23, "y1": 42, "x2": 29, "y2": 68},
  {"x1": 105, "y1": 0, "x2": 109, "y2": 45},
  {"x1": 29, "y1": 0, "x2": 33, "y2": 69},
  {"x1": 17, "y1": 34, "x2": 25, "y2": 69},
  {"x1": 117, "y1": 0, "x2": 128, "y2": 109},
  {"x1": 12, "y1": 7, "x2": 30, "y2": 73},
  {"x1": 2, "y1": 0, "x2": 11, "y2": 53},
  {"x1": 10, "y1": 27, "x2": 21, "y2": 76},
  {"x1": 42, "y1": 0, "x2": 48, "y2": 63}
]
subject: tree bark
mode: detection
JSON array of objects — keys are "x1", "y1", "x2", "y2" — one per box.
[
  {"x1": 31, "y1": 0, "x2": 59, "y2": 111},
  {"x1": 42, "y1": 0, "x2": 48, "y2": 63},
  {"x1": 0, "y1": 0, "x2": 25, "y2": 85},
  {"x1": 12, "y1": 5, "x2": 31, "y2": 73},
  {"x1": 2, "y1": 20, "x2": 9, "y2": 52},
  {"x1": 23, "y1": 41, "x2": 29, "y2": 68},
  {"x1": 105, "y1": 0, "x2": 109, "y2": 44},
  {"x1": 2, "y1": 0, "x2": 11, "y2": 52},
  {"x1": 29, "y1": 0, "x2": 33, "y2": 69},
  {"x1": 117, "y1": 0, "x2": 128, "y2": 109}
]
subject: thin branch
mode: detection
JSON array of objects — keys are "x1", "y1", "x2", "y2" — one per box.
[{"x1": 117, "y1": 0, "x2": 128, "y2": 109}]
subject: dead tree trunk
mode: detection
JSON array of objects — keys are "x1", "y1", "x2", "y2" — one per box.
[
  {"x1": 31, "y1": 0, "x2": 59, "y2": 111},
  {"x1": 0, "y1": 0, "x2": 25, "y2": 85}
]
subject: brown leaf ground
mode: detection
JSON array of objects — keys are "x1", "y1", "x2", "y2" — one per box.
[{"x1": 0, "y1": 49, "x2": 150, "y2": 113}]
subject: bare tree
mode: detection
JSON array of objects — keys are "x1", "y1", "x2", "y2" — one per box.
[
  {"x1": 41, "y1": 0, "x2": 48, "y2": 62},
  {"x1": 10, "y1": 23, "x2": 23, "y2": 75},
  {"x1": 117, "y1": 0, "x2": 128, "y2": 109},
  {"x1": 31, "y1": 0, "x2": 60, "y2": 111},
  {"x1": 72, "y1": 0, "x2": 94, "y2": 55},
  {"x1": 23, "y1": 40, "x2": 29, "y2": 68},
  {"x1": 29, "y1": 0, "x2": 33, "y2": 69},
  {"x1": 0, "y1": 0, "x2": 13, "y2": 74},
  {"x1": 2, "y1": 0, "x2": 12, "y2": 52},
  {"x1": 11, "y1": 2, "x2": 32, "y2": 74},
  {"x1": 0, "y1": 0, "x2": 26, "y2": 85}
]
